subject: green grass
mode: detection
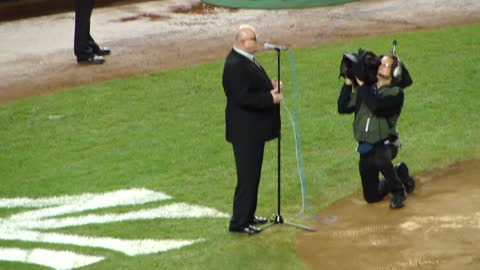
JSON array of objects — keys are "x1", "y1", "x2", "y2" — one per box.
[{"x1": 1, "y1": 23, "x2": 480, "y2": 270}]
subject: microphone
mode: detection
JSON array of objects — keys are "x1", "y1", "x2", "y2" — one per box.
[
  {"x1": 392, "y1": 40, "x2": 397, "y2": 56},
  {"x1": 264, "y1": 43, "x2": 288, "y2": 51}
]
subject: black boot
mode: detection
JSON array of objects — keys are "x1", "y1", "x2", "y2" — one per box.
[
  {"x1": 390, "y1": 190, "x2": 406, "y2": 209},
  {"x1": 396, "y1": 162, "x2": 415, "y2": 193}
]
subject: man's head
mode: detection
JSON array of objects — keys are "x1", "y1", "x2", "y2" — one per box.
[
  {"x1": 377, "y1": 55, "x2": 400, "y2": 83},
  {"x1": 234, "y1": 24, "x2": 258, "y2": 54}
]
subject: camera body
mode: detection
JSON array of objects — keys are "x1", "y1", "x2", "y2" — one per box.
[{"x1": 339, "y1": 49, "x2": 381, "y2": 86}]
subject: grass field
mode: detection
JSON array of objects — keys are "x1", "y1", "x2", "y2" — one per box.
[{"x1": 0, "y1": 23, "x2": 479, "y2": 270}]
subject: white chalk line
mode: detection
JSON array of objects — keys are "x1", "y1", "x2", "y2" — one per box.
[
  {"x1": 0, "y1": 247, "x2": 104, "y2": 270},
  {"x1": 3, "y1": 202, "x2": 228, "y2": 230},
  {"x1": 5, "y1": 188, "x2": 172, "y2": 220},
  {"x1": 0, "y1": 230, "x2": 205, "y2": 256},
  {"x1": 0, "y1": 188, "x2": 229, "y2": 269}
]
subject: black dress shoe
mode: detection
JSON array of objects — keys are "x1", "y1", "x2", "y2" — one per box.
[
  {"x1": 251, "y1": 215, "x2": 268, "y2": 225},
  {"x1": 229, "y1": 225, "x2": 262, "y2": 235},
  {"x1": 93, "y1": 47, "x2": 111, "y2": 56},
  {"x1": 77, "y1": 56, "x2": 105, "y2": 65}
]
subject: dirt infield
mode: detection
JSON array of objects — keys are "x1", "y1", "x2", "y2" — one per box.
[
  {"x1": 1, "y1": 0, "x2": 480, "y2": 269},
  {"x1": 297, "y1": 160, "x2": 480, "y2": 269}
]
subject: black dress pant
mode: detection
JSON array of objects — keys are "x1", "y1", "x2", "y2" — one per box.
[
  {"x1": 74, "y1": 0, "x2": 99, "y2": 59},
  {"x1": 229, "y1": 141, "x2": 265, "y2": 230},
  {"x1": 359, "y1": 143, "x2": 404, "y2": 203}
]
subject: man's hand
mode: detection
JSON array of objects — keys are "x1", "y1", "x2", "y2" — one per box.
[
  {"x1": 271, "y1": 89, "x2": 283, "y2": 104},
  {"x1": 355, "y1": 77, "x2": 364, "y2": 86},
  {"x1": 271, "y1": 79, "x2": 283, "y2": 91},
  {"x1": 345, "y1": 78, "x2": 353, "y2": 86}
]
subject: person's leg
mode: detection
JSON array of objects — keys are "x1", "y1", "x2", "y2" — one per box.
[
  {"x1": 85, "y1": 1, "x2": 111, "y2": 56},
  {"x1": 88, "y1": 33, "x2": 111, "y2": 56},
  {"x1": 88, "y1": 33, "x2": 99, "y2": 51},
  {"x1": 359, "y1": 151, "x2": 386, "y2": 203},
  {"x1": 229, "y1": 141, "x2": 265, "y2": 230},
  {"x1": 74, "y1": 0, "x2": 94, "y2": 59},
  {"x1": 374, "y1": 144, "x2": 406, "y2": 208}
]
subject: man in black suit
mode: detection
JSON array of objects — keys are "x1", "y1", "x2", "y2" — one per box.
[
  {"x1": 74, "y1": 0, "x2": 111, "y2": 64},
  {"x1": 222, "y1": 25, "x2": 283, "y2": 235}
]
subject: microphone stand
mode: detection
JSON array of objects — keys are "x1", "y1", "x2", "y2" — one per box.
[{"x1": 261, "y1": 48, "x2": 315, "y2": 232}]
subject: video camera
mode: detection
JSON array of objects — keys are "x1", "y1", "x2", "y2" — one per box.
[
  {"x1": 339, "y1": 48, "x2": 381, "y2": 86},
  {"x1": 339, "y1": 40, "x2": 413, "y2": 88}
]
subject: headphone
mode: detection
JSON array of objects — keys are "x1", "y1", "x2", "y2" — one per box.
[{"x1": 392, "y1": 56, "x2": 402, "y2": 79}]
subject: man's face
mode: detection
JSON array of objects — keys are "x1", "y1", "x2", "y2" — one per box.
[
  {"x1": 377, "y1": 56, "x2": 394, "y2": 80},
  {"x1": 242, "y1": 29, "x2": 258, "y2": 54}
]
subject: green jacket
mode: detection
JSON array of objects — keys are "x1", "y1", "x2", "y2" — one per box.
[{"x1": 338, "y1": 83, "x2": 404, "y2": 144}]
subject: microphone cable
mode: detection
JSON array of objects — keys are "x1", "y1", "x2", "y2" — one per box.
[{"x1": 281, "y1": 49, "x2": 337, "y2": 225}]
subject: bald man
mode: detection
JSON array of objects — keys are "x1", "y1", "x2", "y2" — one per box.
[{"x1": 222, "y1": 25, "x2": 283, "y2": 235}]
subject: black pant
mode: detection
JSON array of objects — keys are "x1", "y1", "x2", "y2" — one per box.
[
  {"x1": 74, "y1": 0, "x2": 99, "y2": 59},
  {"x1": 359, "y1": 143, "x2": 404, "y2": 203},
  {"x1": 229, "y1": 141, "x2": 265, "y2": 229}
]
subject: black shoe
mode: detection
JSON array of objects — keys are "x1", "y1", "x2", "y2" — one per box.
[
  {"x1": 77, "y1": 55, "x2": 105, "y2": 65},
  {"x1": 403, "y1": 176, "x2": 415, "y2": 194},
  {"x1": 229, "y1": 225, "x2": 261, "y2": 235},
  {"x1": 396, "y1": 162, "x2": 416, "y2": 193},
  {"x1": 390, "y1": 191, "x2": 406, "y2": 209},
  {"x1": 93, "y1": 47, "x2": 111, "y2": 56},
  {"x1": 251, "y1": 215, "x2": 268, "y2": 225}
]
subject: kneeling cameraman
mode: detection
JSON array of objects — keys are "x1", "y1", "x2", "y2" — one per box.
[{"x1": 337, "y1": 50, "x2": 415, "y2": 209}]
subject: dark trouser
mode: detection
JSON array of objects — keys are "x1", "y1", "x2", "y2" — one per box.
[
  {"x1": 359, "y1": 143, "x2": 404, "y2": 203},
  {"x1": 74, "y1": 0, "x2": 98, "y2": 59},
  {"x1": 229, "y1": 141, "x2": 265, "y2": 230}
]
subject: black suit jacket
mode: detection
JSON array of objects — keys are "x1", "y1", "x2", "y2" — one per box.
[{"x1": 222, "y1": 49, "x2": 280, "y2": 143}]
